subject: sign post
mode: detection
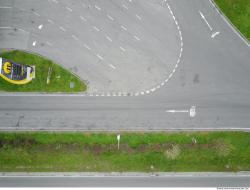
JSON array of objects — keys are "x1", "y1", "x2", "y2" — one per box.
[{"x1": 117, "y1": 134, "x2": 120, "y2": 150}]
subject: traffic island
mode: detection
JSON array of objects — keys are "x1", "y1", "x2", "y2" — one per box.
[
  {"x1": 0, "y1": 132, "x2": 249, "y2": 172},
  {"x1": 0, "y1": 50, "x2": 87, "y2": 92}
]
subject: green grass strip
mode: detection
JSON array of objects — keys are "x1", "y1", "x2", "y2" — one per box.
[
  {"x1": 0, "y1": 132, "x2": 249, "y2": 172},
  {"x1": 214, "y1": 0, "x2": 250, "y2": 41},
  {"x1": 0, "y1": 50, "x2": 87, "y2": 92}
]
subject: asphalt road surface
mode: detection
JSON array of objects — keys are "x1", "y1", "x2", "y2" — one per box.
[
  {"x1": 0, "y1": 175, "x2": 250, "y2": 187},
  {"x1": 0, "y1": 0, "x2": 250, "y2": 131}
]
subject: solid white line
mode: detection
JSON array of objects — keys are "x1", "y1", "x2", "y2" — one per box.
[
  {"x1": 0, "y1": 27, "x2": 12, "y2": 29},
  {"x1": 199, "y1": 10, "x2": 213, "y2": 31},
  {"x1": 211, "y1": 31, "x2": 220, "y2": 38},
  {"x1": 0, "y1": 6, "x2": 12, "y2": 9}
]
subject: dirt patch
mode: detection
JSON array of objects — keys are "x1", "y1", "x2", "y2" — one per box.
[{"x1": 164, "y1": 144, "x2": 181, "y2": 160}]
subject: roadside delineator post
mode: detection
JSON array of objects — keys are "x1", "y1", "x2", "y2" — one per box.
[{"x1": 117, "y1": 134, "x2": 120, "y2": 150}]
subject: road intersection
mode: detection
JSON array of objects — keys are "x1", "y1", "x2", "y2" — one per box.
[{"x1": 0, "y1": 0, "x2": 250, "y2": 131}]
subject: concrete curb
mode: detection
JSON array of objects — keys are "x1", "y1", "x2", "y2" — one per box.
[
  {"x1": 209, "y1": 0, "x2": 250, "y2": 47},
  {"x1": 0, "y1": 172, "x2": 250, "y2": 177}
]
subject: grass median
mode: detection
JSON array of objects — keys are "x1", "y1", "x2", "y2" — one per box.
[
  {"x1": 214, "y1": 0, "x2": 250, "y2": 41},
  {"x1": 0, "y1": 132, "x2": 249, "y2": 172},
  {"x1": 0, "y1": 50, "x2": 87, "y2": 92}
]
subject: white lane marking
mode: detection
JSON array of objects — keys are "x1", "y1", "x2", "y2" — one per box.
[
  {"x1": 94, "y1": 5, "x2": 101, "y2": 11},
  {"x1": 59, "y1": 26, "x2": 66, "y2": 32},
  {"x1": 80, "y1": 16, "x2": 87, "y2": 22},
  {"x1": 122, "y1": 4, "x2": 128, "y2": 10},
  {"x1": 119, "y1": 46, "x2": 126, "y2": 52},
  {"x1": 136, "y1": 14, "x2": 142, "y2": 20},
  {"x1": 38, "y1": 24, "x2": 43, "y2": 30},
  {"x1": 0, "y1": 27, "x2": 12, "y2": 29},
  {"x1": 0, "y1": 6, "x2": 12, "y2": 9},
  {"x1": 66, "y1": 7, "x2": 72, "y2": 12},
  {"x1": 96, "y1": 54, "x2": 104, "y2": 60},
  {"x1": 51, "y1": 0, "x2": 58, "y2": 3},
  {"x1": 211, "y1": 31, "x2": 220, "y2": 38},
  {"x1": 109, "y1": 64, "x2": 116, "y2": 69},
  {"x1": 72, "y1": 35, "x2": 79, "y2": 41},
  {"x1": 83, "y1": 44, "x2": 91, "y2": 50},
  {"x1": 107, "y1": 14, "x2": 114, "y2": 21},
  {"x1": 199, "y1": 10, "x2": 213, "y2": 31},
  {"x1": 166, "y1": 106, "x2": 196, "y2": 118},
  {"x1": 33, "y1": 12, "x2": 40, "y2": 17},
  {"x1": 121, "y1": 25, "x2": 127, "y2": 31},
  {"x1": 46, "y1": 41, "x2": 52, "y2": 46},
  {"x1": 93, "y1": 26, "x2": 100, "y2": 32},
  {"x1": 32, "y1": 41, "x2": 37, "y2": 46},
  {"x1": 134, "y1": 35, "x2": 140, "y2": 41},
  {"x1": 105, "y1": 36, "x2": 112, "y2": 42},
  {"x1": 48, "y1": 19, "x2": 54, "y2": 24},
  {"x1": 128, "y1": 0, "x2": 132, "y2": 2}
]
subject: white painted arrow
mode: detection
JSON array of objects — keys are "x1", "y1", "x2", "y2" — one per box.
[
  {"x1": 166, "y1": 106, "x2": 196, "y2": 118},
  {"x1": 199, "y1": 11, "x2": 213, "y2": 31}
]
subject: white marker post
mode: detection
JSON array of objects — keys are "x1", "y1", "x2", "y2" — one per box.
[{"x1": 117, "y1": 134, "x2": 120, "y2": 150}]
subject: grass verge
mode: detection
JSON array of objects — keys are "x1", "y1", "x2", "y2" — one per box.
[
  {"x1": 214, "y1": 0, "x2": 250, "y2": 41},
  {"x1": 0, "y1": 50, "x2": 87, "y2": 92},
  {"x1": 0, "y1": 132, "x2": 249, "y2": 172}
]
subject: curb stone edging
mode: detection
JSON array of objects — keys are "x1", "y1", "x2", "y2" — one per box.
[{"x1": 0, "y1": 172, "x2": 250, "y2": 177}]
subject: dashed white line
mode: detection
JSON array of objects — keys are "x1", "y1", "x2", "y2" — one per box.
[
  {"x1": 96, "y1": 54, "x2": 104, "y2": 60},
  {"x1": 136, "y1": 14, "x2": 142, "y2": 20},
  {"x1": 33, "y1": 12, "x2": 40, "y2": 17},
  {"x1": 83, "y1": 44, "x2": 91, "y2": 50},
  {"x1": 121, "y1": 25, "x2": 127, "y2": 31},
  {"x1": 72, "y1": 35, "x2": 79, "y2": 41},
  {"x1": 46, "y1": 41, "x2": 52, "y2": 46},
  {"x1": 107, "y1": 14, "x2": 114, "y2": 21},
  {"x1": 105, "y1": 36, "x2": 112, "y2": 42},
  {"x1": 109, "y1": 64, "x2": 116, "y2": 69},
  {"x1": 66, "y1": 7, "x2": 72, "y2": 12},
  {"x1": 48, "y1": 19, "x2": 54, "y2": 24},
  {"x1": 134, "y1": 35, "x2": 140, "y2": 41},
  {"x1": 93, "y1": 26, "x2": 100, "y2": 32},
  {"x1": 119, "y1": 46, "x2": 126, "y2": 52},
  {"x1": 80, "y1": 16, "x2": 87, "y2": 22},
  {"x1": 122, "y1": 4, "x2": 128, "y2": 10},
  {"x1": 94, "y1": 5, "x2": 101, "y2": 11},
  {"x1": 59, "y1": 26, "x2": 66, "y2": 32}
]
